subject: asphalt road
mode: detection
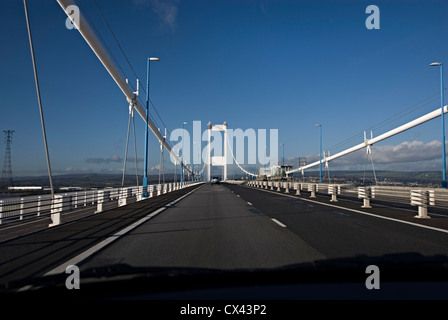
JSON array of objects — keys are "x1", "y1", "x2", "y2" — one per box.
[
  {"x1": 80, "y1": 183, "x2": 326, "y2": 271},
  {"x1": 224, "y1": 184, "x2": 448, "y2": 260},
  {"x1": 2, "y1": 181, "x2": 448, "y2": 296},
  {"x1": 79, "y1": 182, "x2": 448, "y2": 272},
  {"x1": 0, "y1": 184, "x2": 203, "y2": 287}
]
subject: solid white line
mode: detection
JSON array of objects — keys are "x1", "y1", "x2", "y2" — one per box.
[
  {"x1": 44, "y1": 185, "x2": 203, "y2": 276},
  {"x1": 248, "y1": 186, "x2": 448, "y2": 235},
  {"x1": 271, "y1": 218, "x2": 287, "y2": 228}
]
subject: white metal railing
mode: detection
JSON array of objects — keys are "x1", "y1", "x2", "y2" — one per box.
[
  {"x1": 243, "y1": 180, "x2": 448, "y2": 217},
  {"x1": 0, "y1": 181, "x2": 202, "y2": 226}
]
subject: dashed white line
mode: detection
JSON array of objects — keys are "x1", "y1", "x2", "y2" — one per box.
[
  {"x1": 251, "y1": 187, "x2": 448, "y2": 234},
  {"x1": 271, "y1": 218, "x2": 287, "y2": 228},
  {"x1": 247, "y1": 202, "x2": 253, "y2": 206}
]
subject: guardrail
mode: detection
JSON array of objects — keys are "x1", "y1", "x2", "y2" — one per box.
[
  {"x1": 0, "y1": 181, "x2": 202, "y2": 227},
  {"x1": 244, "y1": 180, "x2": 448, "y2": 218}
]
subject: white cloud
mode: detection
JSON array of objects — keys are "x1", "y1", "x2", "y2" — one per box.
[
  {"x1": 135, "y1": 0, "x2": 179, "y2": 31},
  {"x1": 332, "y1": 140, "x2": 441, "y2": 165},
  {"x1": 288, "y1": 140, "x2": 444, "y2": 172},
  {"x1": 151, "y1": 164, "x2": 161, "y2": 171}
]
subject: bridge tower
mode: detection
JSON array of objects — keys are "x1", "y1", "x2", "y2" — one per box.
[
  {"x1": 1, "y1": 130, "x2": 14, "y2": 189},
  {"x1": 207, "y1": 122, "x2": 228, "y2": 181}
]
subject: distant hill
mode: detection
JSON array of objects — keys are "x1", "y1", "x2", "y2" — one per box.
[
  {"x1": 4, "y1": 170, "x2": 443, "y2": 189},
  {"x1": 279, "y1": 170, "x2": 442, "y2": 185},
  {"x1": 10, "y1": 173, "x2": 177, "y2": 189}
]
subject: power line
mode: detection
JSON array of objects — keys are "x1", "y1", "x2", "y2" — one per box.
[
  {"x1": 75, "y1": 0, "x2": 129, "y2": 82},
  {"x1": 93, "y1": 0, "x2": 171, "y2": 138},
  {"x1": 93, "y1": 0, "x2": 140, "y2": 87},
  {"x1": 326, "y1": 90, "x2": 445, "y2": 154}
]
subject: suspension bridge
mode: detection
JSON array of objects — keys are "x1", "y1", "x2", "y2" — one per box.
[{"x1": 1, "y1": 0, "x2": 448, "y2": 301}]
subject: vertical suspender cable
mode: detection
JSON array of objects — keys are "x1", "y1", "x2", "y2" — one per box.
[
  {"x1": 56, "y1": 0, "x2": 193, "y2": 176},
  {"x1": 121, "y1": 106, "x2": 132, "y2": 187},
  {"x1": 23, "y1": 0, "x2": 54, "y2": 199},
  {"x1": 132, "y1": 110, "x2": 139, "y2": 187}
]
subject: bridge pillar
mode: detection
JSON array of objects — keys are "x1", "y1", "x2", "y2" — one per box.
[
  {"x1": 295, "y1": 182, "x2": 301, "y2": 195},
  {"x1": 207, "y1": 122, "x2": 228, "y2": 181},
  {"x1": 411, "y1": 190, "x2": 434, "y2": 219},
  {"x1": 95, "y1": 190, "x2": 110, "y2": 214},
  {"x1": 328, "y1": 185, "x2": 340, "y2": 202},
  {"x1": 49, "y1": 195, "x2": 70, "y2": 227},
  {"x1": 119, "y1": 187, "x2": 132, "y2": 207},
  {"x1": 358, "y1": 187, "x2": 375, "y2": 208},
  {"x1": 157, "y1": 184, "x2": 162, "y2": 196},
  {"x1": 308, "y1": 184, "x2": 316, "y2": 198}
]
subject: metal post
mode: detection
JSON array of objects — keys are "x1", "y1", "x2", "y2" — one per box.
[
  {"x1": 142, "y1": 58, "x2": 150, "y2": 198},
  {"x1": 181, "y1": 122, "x2": 187, "y2": 183},
  {"x1": 142, "y1": 57, "x2": 159, "y2": 198},
  {"x1": 440, "y1": 64, "x2": 447, "y2": 188},
  {"x1": 430, "y1": 62, "x2": 447, "y2": 188},
  {"x1": 316, "y1": 124, "x2": 322, "y2": 184}
]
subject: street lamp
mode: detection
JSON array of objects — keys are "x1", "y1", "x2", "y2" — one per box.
[
  {"x1": 316, "y1": 124, "x2": 322, "y2": 184},
  {"x1": 430, "y1": 62, "x2": 447, "y2": 188},
  {"x1": 181, "y1": 121, "x2": 188, "y2": 184},
  {"x1": 280, "y1": 143, "x2": 284, "y2": 181},
  {"x1": 142, "y1": 57, "x2": 159, "y2": 199}
]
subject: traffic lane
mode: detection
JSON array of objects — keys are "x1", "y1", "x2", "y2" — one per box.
[
  {"x1": 0, "y1": 184, "x2": 203, "y2": 286},
  {"x1": 80, "y1": 183, "x2": 326, "y2": 271},
  {"x1": 224, "y1": 184, "x2": 448, "y2": 260}
]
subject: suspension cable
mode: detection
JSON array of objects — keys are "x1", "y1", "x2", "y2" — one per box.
[{"x1": 225, "y1": 133, "x2": 257, "y2": 177}]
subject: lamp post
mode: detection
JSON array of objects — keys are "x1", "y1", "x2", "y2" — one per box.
[
  {"x1": 142, "y1": 57, "x2": 159, "y2": 198},
  {"x1": 181, "y1": 122, "x2": 188, "y2": 184},
  {"x1": 430, "y1": 62, "x2": 447, "y2": 189},
  {"x1": 280, "y1": 143, "x2": 284, "y2": 181},
  {"x1": 316, "y1": 124, "x2": 322, "y2": 184}
]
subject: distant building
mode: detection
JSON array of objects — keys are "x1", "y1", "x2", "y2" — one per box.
[
  {"x1": 258, "y1": 165, "x2": 293, "y2": 179},
  {"x1": 8, "y1": 186, "x2": 43, "y2": 191}
]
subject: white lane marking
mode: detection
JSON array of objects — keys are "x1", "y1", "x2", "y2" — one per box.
[
  {"x1": 44, "y1": 185, "x2": 203, "y2": 276},
  {"x1": 247, "y1": 202, "x2": 253, "y2": 206},
  {"x1": 271, "y1": 218, "x2": 287, "y2": 228},
  {"x1": 249, "y1": 187, "x2": 448, "y2": 235}
]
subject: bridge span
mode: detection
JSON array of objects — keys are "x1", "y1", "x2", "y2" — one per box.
[{"x1": 1, "y1": 181, "x2": 448, "y2": 300}]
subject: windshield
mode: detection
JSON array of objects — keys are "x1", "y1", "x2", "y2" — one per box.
[{"x1": 1, "y1": 0, "x2": 448, "y2": 314}]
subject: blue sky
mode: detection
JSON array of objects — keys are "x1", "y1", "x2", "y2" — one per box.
[{"x1": 1, "y1": 0, "x2": 447, "y2": 178}]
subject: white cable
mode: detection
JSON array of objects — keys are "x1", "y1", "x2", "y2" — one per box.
[{"x1": 225, "y1": 133, "x2": 257, "y2": 177}]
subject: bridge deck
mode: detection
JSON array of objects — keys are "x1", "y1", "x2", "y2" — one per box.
[
  {"x1": 0, "y1": 184, "x2": 202, "y2": 287},
  {"x1": 1, "y1": 182, "x2": 448, "y2": 297}
]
